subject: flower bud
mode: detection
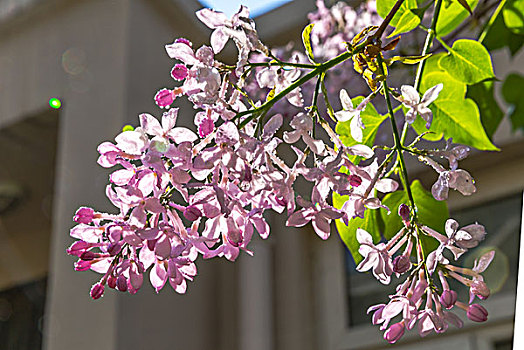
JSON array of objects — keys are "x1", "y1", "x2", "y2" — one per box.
[
  {"x1": 393, "y1": 255, "x2": 411, "y2": 274},
  {"x1": 174, "y1": 37, "x2": 192, "y2": 47},
  {"x1": 349, "y1": 174, "x2": 362, "y2": 187},
  {"x1": 171, "y1": 64, "x2": 188, "y2": 81},
  {"x1": 439, "y1": 290, "x2": 458, "y2": 309},
  {"x1": 398, "y1": 203, "x2": 410, "y2": 222},
  {"x1": 107, "y1": 242, "x2": 122, "y2": 256},
  {"x1": 183, "y1": 206, "x2": 202, "y2": 222},
  {"x1": 154, "y1": 88, "x2": 175, "y2": 108},
  {"x1": 116, "y1": 275, "x2": 128, "y2": 292},
  {"x1": 467, "y1": 304, "x2": 488, "y2": 322},
  {"x1": 80, "y1": 251, "x2": 98, "y2": 261},
  {"x1": 90, "y1": 283, "x2": 105, "y2": 299},
  {"x1": 74, "y1": 207, "x2": 95, "y2": 224},
  {"x1": 107, "y1": 275, "x2": 117, "y2": 289},
  {"x1": 384, "y1": 322, "x2": 405, "y2": 344},
  {"x1": 67, "y1": 241, "x2": 91, "y2": 256}
]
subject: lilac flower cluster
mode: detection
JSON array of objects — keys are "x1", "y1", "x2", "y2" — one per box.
[
  {"x1": 69, "y1": 5, "x2": 387, "y2": 299},
  {"x1": 362, "y1": 214, "x2": 494, "y2": 342},
  {"x1": 68, "y1": 1, "x2": 496, "y2": 344}
]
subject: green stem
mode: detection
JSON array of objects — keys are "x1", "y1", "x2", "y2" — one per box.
[
  {"x1": 247, "y1": 61, "x2": 317, "y2": 69},
  {"x1": 478, "y1": 0, "x2": 507, "y2": 43},
  {"x1": 377, "y1": 55, "x2": 417, "y2": 218},
  {"x1": 413, "y1": 0, "x2": 443, "y2": 91},
  {"x1": 237, "y1": 49, "x2": 355, "y2": 128}
]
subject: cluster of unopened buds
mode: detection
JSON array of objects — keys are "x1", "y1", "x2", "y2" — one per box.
[{"x1": 68, "y1": 1, "x2": 495, "y2": 344}]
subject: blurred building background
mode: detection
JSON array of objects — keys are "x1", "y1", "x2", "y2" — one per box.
[{"x1": 0, "y1": 0, "x2": 522, "y2": 349}]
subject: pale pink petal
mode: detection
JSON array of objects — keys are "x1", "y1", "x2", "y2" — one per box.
[
  {"x1": 167, "y1": 127, "x2": 198, "y2": 144},
  {"x1": 150, "y1": 262, "x2": 167, "y2": 292},
  {"x1": 210, "y1": 27, "x2": 229, "y2": 53},
  {"x1": 165, "y1": 42, "x2": 198, "y2": 65},
  {"x1": 139, "y1": 113, "x2": 163, "y2": 136},
  {"x1": 375, "y1": 178, "x2": 399, "y2": 193},
  {"x1": 401, "y1": 85, "x2": 420, "y2": 104},
  {"x1": 421, "y1": 83, "x2": 443, "y2": 106},
  {"x1": 195, "y1": 8, "x2": 229, "y2": 29}
]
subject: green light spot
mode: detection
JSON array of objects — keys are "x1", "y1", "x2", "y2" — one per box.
[
  {"x1": 122, "y1": 125, "x2": 135, "y2": 132},
  {"x1": 49, "y1": 98, "x2": 62, "y2": 109}
]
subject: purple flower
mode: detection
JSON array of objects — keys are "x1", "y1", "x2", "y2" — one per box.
[
  {"x1": 286, "y1": 189, "x2": 344, "y2": 240},
  {"x1": 355, "y1": 228, "x2": 393, "y2": 284}
]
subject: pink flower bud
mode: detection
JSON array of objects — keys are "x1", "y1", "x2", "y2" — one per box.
[
  {"x1": 107, "y1": 275, "x2": 117, "y2": 289},
  {"x1": 74, "y1": 260, "x2": 92, "y2": 271},
  {"x1": 183, "y1": 206, "x2": 202, "y2": 221},
  {"x1": 108, "y1": 242, "x2": 122, "y2": 256},
  {"x1": 398, "y1": 203, "x2": 410, "y2": 222},
  {"x1": 154, "y1": 89, "x2": 175, "y2": 108},
  {"x1": 467, "y1": 304, "x2": 488, "y2": 322},
  {"x1": 171, "y1": 64, "x2": 188, "y2": 81},
  {"x1": 90, "y1": 283, "x2": 105, "y2": 300},
  {"x1": 439, "y1": 290, "x2": 458, "y2": 309},
  {"x1": 80, "y1": 251, "x2": 98, "y2": 261},
  {"x1": 349, "y1": 174, "x2": 362, "y2": 187},
  {"x1": 116, "y1": 275, "x2": 128, "y2": 292},
  {"x1": 392, "y1": 255, "x2": 411, "y2": 274},
  {"x1": 384, "y1": 322, "x2": 405, "y2": 344},
  {"x1": 174, "y1": 38, "x2": 192, "y2": 47},
  {"x1": 198, "y1": 117, "x2": 214, "y2": 137},
  {"x1": 67, "y1": 241, "x2": 90, "y2": 256},
  {"x1": 74, "y1": 207, "x2": 95, "y2": 224}
]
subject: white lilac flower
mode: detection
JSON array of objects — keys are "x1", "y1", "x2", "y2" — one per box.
[
  {"x1": 334, "y1": 89, "x2": 371, "y2": 142},
  {"x1": 400, "y1": 83, "x2": 443, "y2": 128}
]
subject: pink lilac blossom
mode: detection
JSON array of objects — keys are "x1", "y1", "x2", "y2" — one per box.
[{"x1": 68, "y1": 2, "x2": 495, "y2": 345}]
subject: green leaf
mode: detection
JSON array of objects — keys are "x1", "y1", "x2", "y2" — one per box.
[
  {"x1": 466, "y1": 81, "x2": 504, "y2": 138},
  {"x1": 483, "y1": 8, "x2": 524, "y2": 56},
  {"x1": 438, "y1": 39, "x2": 495, "y2": 84},
  {"x1": 420, "y1": 52, "x2": 446, "y2": 79},
  {"x1": 503, "y1": 0, "x2": 524, "y2": 35},
  {"x1": 335, "y1": 97, "x2": 388, "y2": 163},
  {"x1": 302, "y1": 23, "x2": 316, "y2": 63},
  {"x1": 334, "y1": 193, "x2": 384, "y2": 264},
  {"x1": 436, "y1": 0, "x2": 478, "y2": 36},
  {"x1": 502, "y1": 73, "x2": 524, "y2": 130},
  {"x1": 380, "y1": 181, "x2": 448, "y2": 255},
  {"x1": 387, "y1": 9, "x2": 421, "y2": 37},
  {"x1": 412, "y1": 71, "x2": 499, "y2": 150},
  {"x1": 377, "y1": 0, "x2": 418, "y2": 28}
]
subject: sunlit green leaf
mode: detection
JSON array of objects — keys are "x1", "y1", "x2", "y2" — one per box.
[
  {"x1": 377, "y1": 0, "x2": 418, "y2": 27},
  {"x1": 436, "y1": 0, "x2": 478, "y2": 36},
  {"x1": 412, "y1": 71, "x2": 499, "y2": 150},
  {"x1": 387, "y1": 8, "x2": 421, "y2": 37},
  {"x1": 302, "y1": 23, "x2": 316, "y2": 63},
  {"x1": 439, "y1": 39, "x2": 495, "y2": 84},
  {"x1": 503, "y1": 0, "x2": 524, "y2": 35}
]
